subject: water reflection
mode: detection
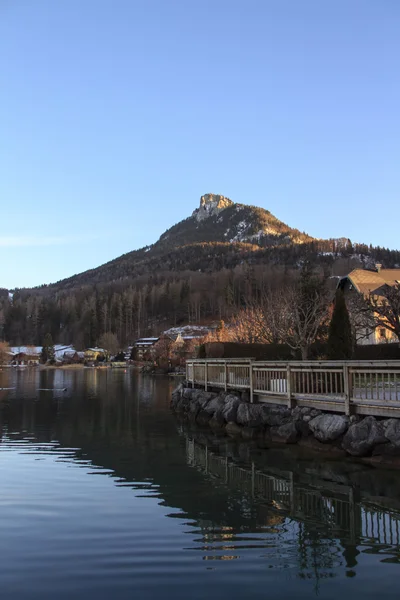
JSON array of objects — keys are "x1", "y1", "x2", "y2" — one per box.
[{"x1": 1, "y1": 368, "x2": 400, "y2": 599}]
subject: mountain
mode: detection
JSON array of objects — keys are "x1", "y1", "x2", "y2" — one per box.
[
  {"x1": 2, "y1": 194, "x2": 399, "y2": 347},
  {"x1": 46, "y1": 193, "x2": 315, "y2": 290}
]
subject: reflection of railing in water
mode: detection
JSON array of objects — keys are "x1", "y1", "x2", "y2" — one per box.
[{"x1": 187, "y1": 439, "x2": 400, "y2": 549}]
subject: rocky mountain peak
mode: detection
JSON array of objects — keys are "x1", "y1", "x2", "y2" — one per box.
[{"x1": 192, "y1": 193, "x2": 234, "y2": 222}]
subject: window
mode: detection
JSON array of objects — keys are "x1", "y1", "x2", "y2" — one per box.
[{"x1": 379, "y1": 328, "x2": 386, "y2": 338}]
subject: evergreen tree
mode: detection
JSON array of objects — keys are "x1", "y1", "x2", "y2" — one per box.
[
  {"x1": 41, "y1": 333, "x2": 55, "y2": 364},
  {"x1": 327, "y1": 290, "x2": 353, "y2": 360}
]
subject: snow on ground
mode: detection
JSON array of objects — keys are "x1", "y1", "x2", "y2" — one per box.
[{"x1": 164, "y1": 325, "x2": 213, "y2": 337}]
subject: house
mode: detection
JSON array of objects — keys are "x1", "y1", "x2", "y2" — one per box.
[
  {"x1": 84, "y1": 347, "x2": 106, "y2": 362},
  {"x1": 10, "y1": 346, "x2": 41, "y2": 366},
  {"x1": 339, "y1": 265, "x2": 400, "y2": 344},
  {"x1": 132, "y1": 338, "x2": 159, "y2": 360}
]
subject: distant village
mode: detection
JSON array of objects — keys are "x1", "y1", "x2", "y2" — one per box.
[{"x1": 0, "y1": 325, "x2": 214, "y2": 368}]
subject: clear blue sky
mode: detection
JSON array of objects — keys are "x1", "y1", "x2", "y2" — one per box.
[{"x1": 1, "y1": 0, "x2": 399, "y2": 289}]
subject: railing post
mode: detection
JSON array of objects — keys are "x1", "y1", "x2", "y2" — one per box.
[
  {"x1": 224, "y1": 361, "x2": 228, "y2": 391},
  {"x1": 344, "y1": 363, "x2": 351, "y2": 415},
  {"x1": 250, "y1": 361, "x2": 254, "y2": 403},
  {"x1": 287, "y1": 364, "x2": 294, "y2": 409},
  {"x1": 191, "y1": 362, "x2": 195, "y2": 388},
  {"x1": 204, "y1": 361, "x2": 208, "y2": 392}
]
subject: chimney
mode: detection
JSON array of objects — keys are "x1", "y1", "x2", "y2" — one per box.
[{"x1": 376, "y1": 263, "x2": 382, "y2": 272}]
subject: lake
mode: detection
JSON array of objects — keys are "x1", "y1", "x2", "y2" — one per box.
[{"x1": 1, "y1": 367, "x2": 400, "y2": 599}]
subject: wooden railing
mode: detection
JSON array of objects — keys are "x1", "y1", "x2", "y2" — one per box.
[{"x1": 186, "y1": 359, "x2": 400, "y2": 417}]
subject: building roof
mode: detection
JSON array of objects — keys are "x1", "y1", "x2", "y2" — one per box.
[
  {"x1": 86, "y1": 347, "x2": 106, "y2": 353},
  {"x1": 134, "y1": 338, "x2": 159, "y2": 346},
  {"x1": 346, "y1": 268, "x2": 400, "y2": 295}
]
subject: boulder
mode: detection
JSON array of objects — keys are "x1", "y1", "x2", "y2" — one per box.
[
  {"x1": 195, "y1": 410, "x2": 212, "y2": 427},
  {"x1": 291, "y1": 406, "x2": 303, "y2": 421},
  {"x1": 226, "y1": 422, "x2": 242, "y2": 437},
  {"x1": 209, "y1": 411, "x2": 226, "y2": 431},
  {"x1": 296, "y1": 419, "x2": 311, "y2": 438},
  {"x1": 342, "y1": 416, "x2": 386, "y2": 457},
  {"x1": 383, "y1": 419, "x2": 400, "y2": 447},
  {"x1": 309, "y1": 414, "x2": 349, "y2": 443},
  {"x1": 188, "y1": 399, "x2": 200, "y2": 419},
  {"x1": 175, "y1": 395, "x2": 191, "y2": 413},
  {"x1": 271, "y1": 421, "x2": 299, "y2": 444},
  {"x1": 203, "y1": 396, "x2": 225, "y2": 415},
  {"x1": 192, "y1": 390, "x2": 217, "y2": 408},
  {"x1": 259, "y1": 405, "x2": 291, "y2": 427},
  {"x1": 222, "y1": 396, "x2": 241, "y2": 422},
  {"x1": 236, "y1": 403, "x2": 262, "y2": 427}
]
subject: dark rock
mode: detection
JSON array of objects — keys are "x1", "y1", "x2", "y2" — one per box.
[
  {"x1": 349, "y1": 415, "x2": 361, "y2": 424},
  {"x1": 241, "y1": 390, "x2": 251, "y2": 403},
  {"x1": 226, "y1": 422, "x2": 242, "y2": 437},
  {"x1": 209, "y1": 411, "x2": 226, "y2": 431},
  {"x1": 222, "y1": 396, "x2": 241, "y2": 422},
  {"x1": 342, "y1": 416, "x2": 386, "y2": 457},
  {"x1": 188, "y1": 400, "x2": 200, "y2": 420},
  {"x1": 384, "y1": 419, "x2": 400, "y2": 448},
  {"x1": 309, "y1": 414, "x2": 349, "y2": 443},
  {"x1": 183, "y1": 387, "x2": 195, "y2": 399},
  {"x1": 310, "y1": 409, "x2": 322, "y2": 418},
  {"x1": 259, "y1": 405, "x2": 291, "y2": 427},
  {"x1": 195, "y1": 410, "x2": 212, "y2": 427},
  {"x1": 237, "y1": 403, "x2": 262, "y2": 427},
  {"x1": 296, "y1": 419, "x2": 311, "y2": 438},
  {"x1": 203, "y1": 396, "x2": 225, "y2": 415},
  {"x1": 291, "y1": 406, "x2": 303, "y2": 421},
  {"x1": 372, "y1": 443, "x2": 400, "y2": 457},
  {"x1": 175, "y1": 396, "x2": 191, "y2": 412},
  {"x1": 271, "y1": 421, "x2": 299, "y2": 444},
  {"x1": 241, "y1": 427, "x2": 258, "y2": 440}
]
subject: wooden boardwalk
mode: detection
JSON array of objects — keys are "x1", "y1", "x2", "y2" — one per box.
[{"x1": 186, "y1": 359, "x2": 400, "y2": 418}]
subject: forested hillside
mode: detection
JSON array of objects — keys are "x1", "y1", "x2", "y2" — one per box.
[{"x1": 1, "y1": 194, "x2": 399, "y2": 348}]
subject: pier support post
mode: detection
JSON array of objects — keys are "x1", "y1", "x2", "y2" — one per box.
[
  {"x1": 224, "y1": 361, "x2": 227, "y2": 392},
  {"x1": 204, "y1": 361, "x2": 208, "y2": 392},
  {"x1": 287, "y1": 364, "x2": 295, "y2": 409},
  {"x1": 250, "y1": 361, "x2": 254, "y2": 403},
  {"x1": 344, "y1": 364, "x2": 351, "y2": 415}
]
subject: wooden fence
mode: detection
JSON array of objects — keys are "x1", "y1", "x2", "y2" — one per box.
[{"x1": 186, "y1": 359, "x2": 400, "y2": 418}]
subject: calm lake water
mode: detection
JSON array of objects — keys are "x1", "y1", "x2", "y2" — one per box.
[{"x1": 1, "y1": 368, "x2": 400, "y2": 599}]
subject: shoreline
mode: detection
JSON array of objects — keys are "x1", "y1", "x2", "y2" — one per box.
[{"x1": 171, "y1": 383, "x2": 400, "y2": 470}]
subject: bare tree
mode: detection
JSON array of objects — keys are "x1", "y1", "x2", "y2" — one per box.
[
  {"x1": 98, "y1": 332, "x2": 120, "y2": 358},
  {"x1": 279, "y1": 265, "x2": 331, "y2": 360},
  {"x1": 230, "y1": 288, "x2": 289, "y2": 344},
  {"x1": 364, "y1": 283, "x2": 400, "y2": 342},
  {"x1": 345, "y1": 292, "x2": 375, "y2": 344},
  {"x1": 0, "y1": 341, "x2": 11, "y2": 365}
]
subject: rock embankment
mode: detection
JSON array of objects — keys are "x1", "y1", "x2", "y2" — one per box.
[{"x1": 171, "y1": 384, "x2": 400, "y2": 463}]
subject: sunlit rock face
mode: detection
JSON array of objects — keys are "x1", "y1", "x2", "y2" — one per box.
[{"x1": 193, "y1": 193, "x2": 234, "y2": 222}]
